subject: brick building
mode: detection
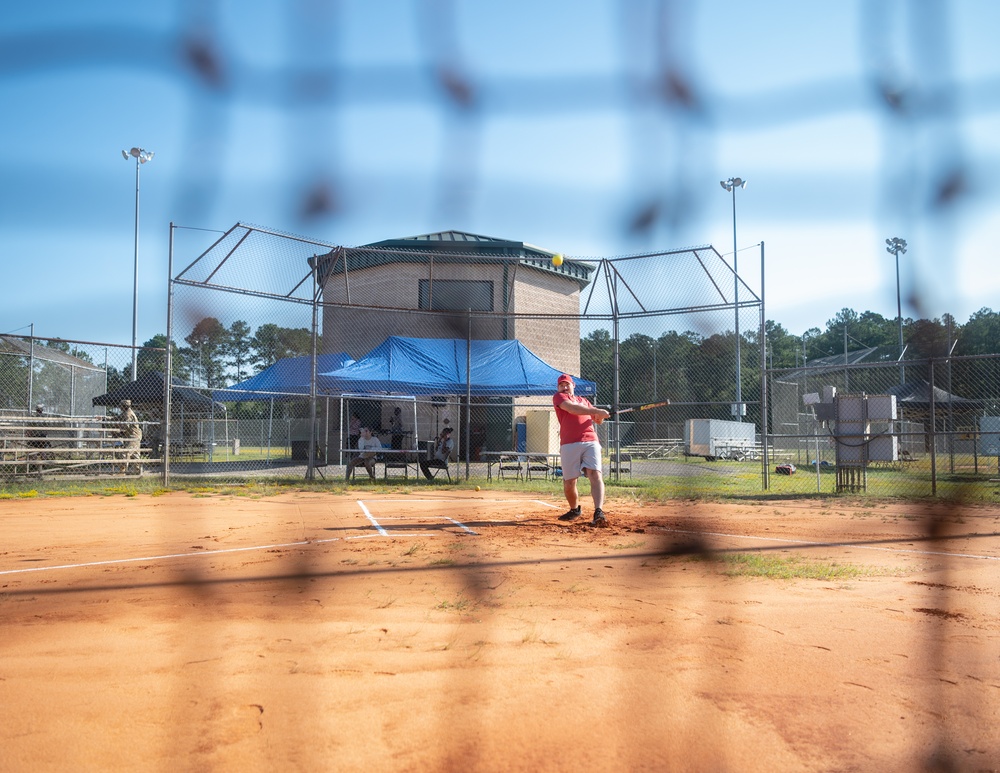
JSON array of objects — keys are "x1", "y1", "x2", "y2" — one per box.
[
  {"x1": 312, "y1": 230, "x2": 595, "y2": 454},
  {"x1": 314, "y1": 230, "x2": 593, "y2": 375}
]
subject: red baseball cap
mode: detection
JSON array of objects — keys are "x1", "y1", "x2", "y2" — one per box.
[{"x1": 557, "y1": 374, "x2": 574, "y2": 385}]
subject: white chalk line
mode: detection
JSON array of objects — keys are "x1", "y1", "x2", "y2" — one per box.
[
  {"x1": 0, "y1": 498, "x2": 550, "y2": 577},
  {"x1": 659, "y1": 527, "x2": 1000, "y2": 562},
  {"x1": 0, "y1": 540, "x2": 312, "y2": 577}
]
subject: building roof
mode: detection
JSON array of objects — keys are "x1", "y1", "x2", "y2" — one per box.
[
  {"x1": 777, "y1": 346, "x2": 896, "y2": 381},
  {"x1": 0, "y1": 336, "x2": 104, "y2": 371},
  {"x1": 373, "y1": 229, "x2": 510, "y2": 246},
  {"x1": 314, "y1": 229, "x2": 594, "y2": 287}
]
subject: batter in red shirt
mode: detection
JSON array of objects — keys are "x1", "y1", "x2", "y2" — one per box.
[{"x1": 552, "y1": 373, "x2": 611, "y2": 527}]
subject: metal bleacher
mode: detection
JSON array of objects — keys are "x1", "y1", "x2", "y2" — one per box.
[{"x1": 620, "y1": 438, "x2": 684, "y2": 460}]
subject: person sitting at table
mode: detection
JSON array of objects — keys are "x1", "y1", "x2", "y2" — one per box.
[
  {"x1": 420, "y1": 426, "x2": 454, "y2": 479},
  {"x1": 346, "y1": 426, "x2": 381, "y2": 481}
]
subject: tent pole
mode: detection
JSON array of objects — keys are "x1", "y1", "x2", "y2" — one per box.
[
  {"x1": 465, "y1": 309, "x2": 472, "y2": 481},
  {"x1": 608, "y1": 261, "x2": 621, "y2": 482},
  {"x1": 266, "y1": 398, "x2": 273, "y2": 465},
  {"x1": 411, "y1": 396, "x2": 418, "y2": 453},
  {"x1": 339, "y1": 398, "x2": 345, "y2": 466},
  {"x1": 306, "y1": 255, "x2": 319, "y2": 480},
  {"x1": 164, "y1": 224, "x2": 175, "y2": 481}
]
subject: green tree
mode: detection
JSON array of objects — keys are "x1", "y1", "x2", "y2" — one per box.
[
  {"x1": 136, "y1": 334, "x2": 182, "y2": 379},
  {"x1": 184, "y1": 317, "x2": 229, "y2": 388},
  {"x1": 955, "y1": 308, "x2": 999, "y2": 355},
  {"x1": 907, "y1": 316, "x2": 955, "y2": 360},
  {"x1": 250, "y1": 324, "x2": 312, "y2": 371},
  {"x1": 226, "y1": 321, "x2": 254, "y2": 383},
  {"x1": 579, "y1": 329, "x2": 613, "y2": 400},
  {"x1": 760, "y1": 320, "x2": 800, "y2": 369}
]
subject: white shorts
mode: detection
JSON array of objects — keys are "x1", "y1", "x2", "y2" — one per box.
[{"x1": 560, "y1": 441, "x2": 602, "y2": 480}]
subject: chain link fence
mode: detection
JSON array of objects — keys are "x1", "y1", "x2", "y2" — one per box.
[
  {"x1": 771, "y1": 352, "x2": 1000, "y2": 497},
  {"x1": 6, "y1": 273, "x2": 1000, "y2": 501},
  {"x1": 159, "y1": 223, "x2": 768, "y2": 488},
  {"x1": 0, "y1": 335, "x2": 167, "y2": 480}
]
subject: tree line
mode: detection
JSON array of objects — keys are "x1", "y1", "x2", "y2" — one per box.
[
  {"x1": 21, "y1": 306, "x2": 1000, "y2": 420},
  {"x1": 118, "y1": 305, "x2": 1000, "y2": 396},
  {"x1": 580, "y1": 307, "x2": 1000, "y2": 428}
]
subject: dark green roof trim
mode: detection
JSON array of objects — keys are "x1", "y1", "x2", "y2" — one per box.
[{"x1": 316, "y1": 230, "x2": 594, "y2": 287}]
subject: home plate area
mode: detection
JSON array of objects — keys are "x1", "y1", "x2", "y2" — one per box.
[{"x1": 345, "y1": 497, "x2": 560, "y2": 539}]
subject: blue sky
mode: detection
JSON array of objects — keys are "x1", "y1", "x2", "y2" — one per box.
[{"x1": 2, "y1": 0, "x2": 999, "y2": 348}]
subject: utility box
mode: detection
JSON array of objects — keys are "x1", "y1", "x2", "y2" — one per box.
[
  {"x1": 978, "y1": 416, "x2": 1000, "y2": 456},
  {"x1": 835, "y1": 394, "x2": 897, "y2": 464},
  {"x1": 526, "y1": 409, "x2": 560, "y2": 454},
  {"x1": 835, "y1": 395, "x2": 868, "y2": 465},
  {"x1": 684, "y1": 419, "x2": 757, "y2": 460}
]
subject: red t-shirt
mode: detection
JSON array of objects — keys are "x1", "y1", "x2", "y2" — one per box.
[{"x1": 553, "y1": 392, "x2": 598, "y2": 444}]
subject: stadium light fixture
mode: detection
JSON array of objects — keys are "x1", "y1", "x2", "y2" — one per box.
[
  {"x1": 123, "y1": 147, "x2": 154, "y2": 164},
  {"x1": 721, "y1": 176, "x2": 747, "y2": 420},
  {"x1": 122, "y1": 146, "x2": 154, "y2": 381},
  {"x1": 886, "y1": 237, "x2": 908, "y2": 385}
]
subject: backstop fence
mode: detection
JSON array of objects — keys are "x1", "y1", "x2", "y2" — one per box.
[
  {"x1": 7, "y1": 221, "x2": 1000, "y2": 501},
  {"x1": 160, "y1": 221, "x2": 769, "y2": 488}
]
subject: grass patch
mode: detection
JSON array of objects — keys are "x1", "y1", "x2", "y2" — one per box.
[
  {"x1": 4, "y1": 456, "x2": 1000, "y2": 505},
  {"x1": 611, "y1": 539, "x2": 646, "y2": 550},
  {"x1": 719, "y1": 553, "x2": 881, "y2": 581},
  {"x1": 436, "y1": 596, "x2": 471, "y2": 612}
]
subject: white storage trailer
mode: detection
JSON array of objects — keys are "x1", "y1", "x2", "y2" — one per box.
[{"x1": 684, "y1": 419, "x2": 758, "y2": 461}]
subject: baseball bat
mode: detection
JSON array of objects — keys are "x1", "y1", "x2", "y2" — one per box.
[{"x1": 614, "y1": 400, "x2": 671, "y2": 415}]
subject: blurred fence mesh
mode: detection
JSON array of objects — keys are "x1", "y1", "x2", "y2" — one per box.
[{"x1": 3, "y1": 7, "x2": 997, "y2": 768}]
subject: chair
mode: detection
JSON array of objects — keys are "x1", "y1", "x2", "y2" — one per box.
[
  {"x1": 497, "y1": 453, "x2": 523, "y2": 482},
  {"x1": 609, "y1": 452, "x2": 632, "y2": 478},
  {"x1": 418, "y1": 440, "x2": 452, "y2": 482},
  {"x1": 424, "y1": 458, "x2": 452, "y2": 482},
  {"x1": 526, "y1": 455, "x2": 551, "y2": 481},
  {"x1": 383, "y1": 451, "x2": 411, "y2": 480},
  {"x1": 345, "y1": 451, "x2": 375, "y2": 482}
]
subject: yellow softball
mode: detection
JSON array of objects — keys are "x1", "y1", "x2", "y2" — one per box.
[
  {"x1": 475, "y1": 485, "x2": 481, "y2": 491},
  {"x1": 552, "y1": 253, "x2": 563, "y2": 267}
]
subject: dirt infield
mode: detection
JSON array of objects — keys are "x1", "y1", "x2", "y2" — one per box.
[{"x1": 1, "y1": 491, "x2": 998, "y2": 772}]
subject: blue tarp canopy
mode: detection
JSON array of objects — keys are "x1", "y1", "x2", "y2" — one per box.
[
  {"x1": 316, "y1": 336, "x2": 596, "y2": 397},
  {"x1": 213, "y1": 353, "x2": 353, "y2": 402}
]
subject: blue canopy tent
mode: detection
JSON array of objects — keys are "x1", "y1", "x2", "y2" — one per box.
[
  {"x1": 316, "y1": 337, "x2": 595, "y2": 397},
  {"x1": 212, "y1": 353, "x2": 353, "y2": 402},
  {"x1": 317, "y1": 337, "x2": 596, "y2": 472},
  {"x1": 211, "y1": 353, "x2": 353, "y2": 467}
]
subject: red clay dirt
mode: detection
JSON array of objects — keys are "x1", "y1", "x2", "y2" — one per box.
[{"x1": 1, "y1": 491, "x2": 998, "y2": 772}]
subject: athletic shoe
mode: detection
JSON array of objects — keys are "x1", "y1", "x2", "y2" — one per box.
[
  {"x1": 558, "y1": 506, "x2": 582, "y2": 521},
  {"x1": 591, "y1": 509, "x2": 608, "y2": 528}
]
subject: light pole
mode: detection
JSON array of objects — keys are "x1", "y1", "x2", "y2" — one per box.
[
  {"x1": 721, "y1": 177, "x2": 747, "y2": 420},
  {"x1": 886, "y1": 237, "x2": 907, "y2": 385},
  {"x1": 122, "y1": 146, "x2": 154, "y2": 381}
]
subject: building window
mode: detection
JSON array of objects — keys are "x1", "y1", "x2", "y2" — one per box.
[{"x1": 419, "y1": 280, "x2": 494, "y2": 311}]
